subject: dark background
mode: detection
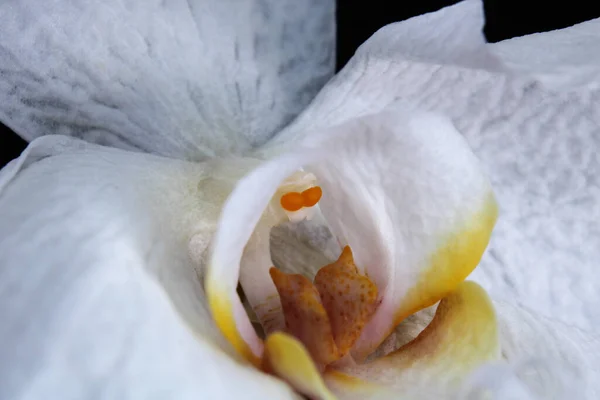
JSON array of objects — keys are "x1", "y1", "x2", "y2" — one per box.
[{"x1": 2, "y1": 0, "x2": 599, "y2": 167}]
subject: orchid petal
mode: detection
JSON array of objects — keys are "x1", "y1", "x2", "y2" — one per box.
[
  {"x1": 324, "y1": 281, "x2": 499, "y2": 399},
  {"x1": 489, "y1": 17, "x2": 600, "y2": 90},
  {"x1": 311, "y1": 111, "x2": 497, "y2": 360},
  {"x1": 347, "y1": 0, "x2": 495, "y2": 69},
  {"x1": 207, "y1": 146, "x2": 321, "y2": 363},
  {"x1": 259, "y1": 2, "x2": 600, "y2": 333},
  {"x1": 207, "y1": 109, "x2": 496, "y2": 365},
  {"x1": 0, "y1": 136, "x2": 297, "y2": 399},
  {"x1": 258, "y1": 0, "x2": 496, "y2": 155},
  {"x1": 0, "y1": 0, "x2": 334, "y2": 160},
  {"x1": 491, "y1": 302, "x2": 600, "y2": 399}
]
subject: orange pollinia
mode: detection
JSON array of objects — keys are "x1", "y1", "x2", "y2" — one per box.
[{"x1": 280, "y1": 186, "x2": 323, "y2": 212}]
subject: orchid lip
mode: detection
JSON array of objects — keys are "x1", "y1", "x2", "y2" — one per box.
[{"x1": 268, "y1": 245, "x2": 380, "y2": 370}]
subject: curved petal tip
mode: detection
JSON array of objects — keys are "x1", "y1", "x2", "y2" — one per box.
[
  {"x1": 263, "y1": 332, "x2": 337, "y2": 400},
  {"x1": 326, "y1": 281, "x2": 500, "y2": 398}
]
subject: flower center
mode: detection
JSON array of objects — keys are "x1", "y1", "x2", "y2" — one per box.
[{"x1": 269, "y1": 246, "x2": 379, "y2": 370}]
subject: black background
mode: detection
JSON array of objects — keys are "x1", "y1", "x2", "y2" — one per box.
[{"x1": 2, "y1": 0, "x2": 599, "y2": 167}]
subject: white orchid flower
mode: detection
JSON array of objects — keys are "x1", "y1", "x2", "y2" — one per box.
[{"x1": 1, "y1": 1, "x2": 599, "y2": 399}]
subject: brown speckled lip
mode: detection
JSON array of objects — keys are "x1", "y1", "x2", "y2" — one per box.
[{"x1": 269, "y1": 246, "x2": 378, "y2": 370}]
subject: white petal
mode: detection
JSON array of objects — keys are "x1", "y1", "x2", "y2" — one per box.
[
  {"x1": 351, "y1": 0, "x2": 496, "y2": 69},
  {"x1": 489, "y1": 17, "x2": 600, "y2": 90},
  {"x1": 306, "y1": 111, "x2": 497, "y2": 360},
  {"x1": 0, "y1": 0, "x2": 334, "y2": 160},
  {"x1": 0, "y1": 137, "x2": 297, "y2": 399},
  {"x1": 207, "y1": 147, "x2": 322, "y2": 362},
  {"x1": 258, "y1": 4, "x2": 600, "y2": 332},
  {"x1": 458, "y1": 302, "x2": 600, "y2": 400},
  {"x1": 206, "y1": 109, "x2": 496, "y2": 364},
  {"x1": 489, "y1": 301, "x2": 600, "y2": 399},
  {"x1": 257, "y1": 0, "x2": 496, "y2": 154}
]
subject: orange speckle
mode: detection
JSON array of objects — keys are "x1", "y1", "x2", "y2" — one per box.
[
  {"x1": 280, "y1": 192, "x2": 304, "y2": 212},
  {"x1": 269, "y1": 267, "x2": 340, "y2": 367},
  {"x1": 268, "y1": 246, "x2": 379, "y2": 369},
  {"x1": 302, "y1": 186, "x2": 323, "y2": 207},
  {"x1": 314, "y1": 246, "x2": 378, "y2": 356}
]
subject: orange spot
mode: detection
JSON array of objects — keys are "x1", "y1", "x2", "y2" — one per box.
[
  {"x1": 280, "y1": 192, "x2": 304, "y2": 212},
  {"x1": 269, "y1": 268, "x2": 340, "y2": 368},
  {"x1": 302, "y1": 186, "x2": 322, "y2": 207},
  {"x1": 314, "y1": 246, "x2": 378, "y2": 356}
]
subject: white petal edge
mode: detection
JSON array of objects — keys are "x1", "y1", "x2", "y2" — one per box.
[
  {"x1": 490, "y1": 301, "x2": 600, "y2": 399},
  {"x1": 489, "y1": 16, "x2": 600, "y2": 90},
  {"x1": 207, "y1": 108, "x2": 496, "y2": 363},
  {"x1": 353, "y1": 0, "x2": 498, "y2": 70},
  {"x1": 0, "y1": 0, "x2": 334, "y2": 160},
  {"x1": 0, "y1": 136, "x2": 298, "y2": 399},
  {"x1": 260, "y1": 0, "x2": 600, "y2": 156},
  {"x1": 458, "y1": 301, "x2": 600, "y2": 399}
]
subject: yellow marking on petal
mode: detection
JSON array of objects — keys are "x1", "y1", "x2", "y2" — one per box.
[
  {"x1": 327, "y1": 282, "x2": 499, "y2": 397},
  {"x1": 205, "y1": 274, "x2": 261, "y2": 368},
  {"x1": 324, "y1": 369, "x2": 376, "y2": 389},
  {"x1": 352, "y1": 191, "x2": 498, "y2": 361},
  {"x1": 388, "y1": 280, "x2": 499, "y2": 368},
  {"x1": 314, "y1": 246, "x2": 378, "y2": 355},
  {"x1": 394, "y1": 192, "x2": 498, "y2": 325},
  {"x1": 263, "y1": 332, "x2": 338, "y2": 400}
]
